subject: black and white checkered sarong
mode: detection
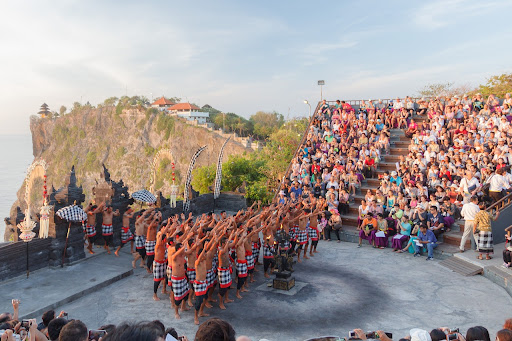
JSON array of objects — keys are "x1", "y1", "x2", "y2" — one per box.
[
  {"x1": 171, "y1": 276, "x2": 190, "y2": 301},
  {"x1": 121, "y1": 227, "x2": 133, "y2": 243},
  {"x1": 186, "y1": 267, "x2": 196, "y2": 283},
  {"x1": 297, "y1": 229, "x2": 308, "y2": 244},
  {"x1": 166, "y1": 266, "x2": 172, "y2": 286},
  {"x1": 153, "y1": 260, "x2": 166, "y2": 281},
  {"x1": 206, "y1": 269, "x2": 217, "y2": 288},
  {"x1": 85, "y1": 224, "x2": 96, "y2": 237},
  {"x1": 236, "y1": 260, "x2": 248, "y2": 278},
  {"x1": 308, "y1": 226, "x2": 318, "y2": 240},
  {"x1": 246, "y1": 252, "x2": 255, "y2": 269},
  {"x1": 477, "y1": 231, "x2": 494, "y2": 253},
  {"x1": 145, "y1": 240, "x2": 156, "y2": 255},
  {"x1": 217, "y1": 267, "x2": 232, "y2": 288},
  {"x1": 135, "y1": 235, "x2": 146, "y2": 249},
  {"x1": 193, "y1": 280, "x2": 208, "y2": 296},
  {"x1": 102, "y1": 224, "x2": 113, "y2": 236}
]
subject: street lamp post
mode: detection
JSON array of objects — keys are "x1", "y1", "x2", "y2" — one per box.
[
  {"x1": 304, "y1": 100, "x2": 311, "y2": 119},
  {"x1": 318, "y1": 80, "x2": 325, "y2": 101}
]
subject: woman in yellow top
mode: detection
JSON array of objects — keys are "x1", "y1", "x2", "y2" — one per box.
[{"x1": 473, "y1": 201, "x2": 500, "y2": 260}]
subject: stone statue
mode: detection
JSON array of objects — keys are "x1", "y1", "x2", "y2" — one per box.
[
  {"x1": 39, "y1": 199, "x2": 52, "y2": 239},
  {"x1": 170, "y1": 184, "x2": 178, "y2": 208}
]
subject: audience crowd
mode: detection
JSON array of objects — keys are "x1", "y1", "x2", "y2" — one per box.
[
  {"x1": 1, "y1": 299, "x2": 511, "y2": 341},
  {"x1": 279, "y1": 94, "x2": 512, "y2": 262}
]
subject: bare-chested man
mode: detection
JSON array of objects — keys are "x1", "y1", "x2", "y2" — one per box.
[
  {"x1": 291, "y1": 208, "x2": 320, "y2": 262},
  {"x1": 102, "y1": 204, "x2": 120, "y2": 255},
  {"x1": 132, "y1": 209, "x2": 153, "y2": 270},
  {"x1": 84, "y1": 202, "x2": 103, "y2": 254},
  {"x1": 146, "y1": 211, "x2": 161, "y2": 270},
  {"x1": 217, "y1": 229, "x2": 236, "y2": 310},
  {"x1": 170, "y1": 234, "x2": 192, "y2": 320},
  {"x1": 262, "y1": 231, "x2": 276, "y2": 278},
  {"x1": 307, "y1": 204, "x2": 321, "y2": 257},
  {"x1": 193, "y1": 241, "x2": 210, "y2": 325},
  {"x1": 115, "y1": 207, "x2": 134, "y2": 256},
  {"x1": 153, "y1": 227, "x2": 168, "y2": 301}
]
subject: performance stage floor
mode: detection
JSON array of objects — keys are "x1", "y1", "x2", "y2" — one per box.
[{"x1": 21, "y1": 241, "x2": 512, "y2": 340}]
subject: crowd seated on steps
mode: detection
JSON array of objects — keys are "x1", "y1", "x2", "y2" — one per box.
[{"x1": 278, "y1": 94, "x2": 512, "y2": 257}]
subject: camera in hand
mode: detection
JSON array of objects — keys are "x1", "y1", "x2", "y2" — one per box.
[
  {"x1": 88, "y1": 330, "x2": 107, "y2": 341},
  {"x1": 21, "y1": 319, "x2": 31, "y2": 329},
  {"x1": 448, "y1": 333, "x2": 458, "y2": 340}
]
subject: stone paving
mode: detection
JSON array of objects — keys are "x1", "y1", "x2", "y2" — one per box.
[{"x1": 2, "y1": 241, "x2": 511, "y2": 341}]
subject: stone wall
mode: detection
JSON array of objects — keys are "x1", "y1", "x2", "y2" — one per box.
[{"x1": 0, "y1": 238, "x2": 52, "y2": 282}]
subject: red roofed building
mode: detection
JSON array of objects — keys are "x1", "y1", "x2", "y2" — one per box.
[
  {"x1": 151, "y1": 97, "x2": 175, "y2": 109},
  {"x1": 168, "y1": 103, "x2": 209, "y2": 124}
]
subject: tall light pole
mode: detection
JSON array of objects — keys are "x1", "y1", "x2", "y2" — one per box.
[
  {"x1": 304, "y1": 100, "x2": 311, "y2": 119},
  {"x1": 318, "y1": 80, "x2": 325, "y2": 101}
]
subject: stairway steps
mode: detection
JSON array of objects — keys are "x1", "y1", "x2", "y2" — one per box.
[{"x1": 439, "y1": 256, "x2": 483, "y2": 276}]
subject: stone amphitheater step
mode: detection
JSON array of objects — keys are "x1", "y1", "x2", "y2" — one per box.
[
  {"x1": 392, "y1": 141, "x2": 411, "y2": 148},
  {"x1": 388, "y1": 148, "x2": 409, "y2": 156},
  {"x1": 441, "y1": 229, "x2": 470, "y2": 248},
  {"x1": 340, "y1": 213, "x2": 359, "y2": 227},
  {"x1": 365, "y1": 178, "x2": 381, "y2": 187},
  {"x1": 377, "y1": 162, "x2": 396, "y2": 171},
  {"x1": 381, "y1": 155, "x2": 402, "y2": 162}
]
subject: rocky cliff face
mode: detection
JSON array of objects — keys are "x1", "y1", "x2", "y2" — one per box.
[{"x1": 9, "y1": 107, "x2": 250, "y2": 220}]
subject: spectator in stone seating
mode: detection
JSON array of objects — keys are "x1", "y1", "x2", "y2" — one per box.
[
  {"x1": 503, "y1": 225, "x2": 512, "y2": 269},
  {"x1": 429, "y1": 328, "x2": 447, "y2": 341},
  {"x1": 414, "y1": 224, "x2": 437, "y2": 260},
  {"x1": 465, "y1": 326, "x2": 490, "y2": 341},
  {"x1": 101, "y1": 322, "x2": 167, "y2": 341},
  {"x1": 373, "y1": 213, "x2": 388, "y2": 249},
  {"x1": 504, "y1": 318, "x2": 512, "y2": 330},
  {"x1": 358, "y1": 212, "x2": 377, "y2": 247},
  {"x1": 427, "y1": 206, "x2": 445, "y2": 238},
  {"x1": 58, "y1": 320, "x2": 88, "y2": 341},
  {"x1": 194, "y1": 318, "x2": 236, "y2": 341},
  {"x1": 47, "y1": 318, "x2": 68, "y2": 341},
  {"x1": 497, "y1": 329, "x2": 512, "y2": 341}
]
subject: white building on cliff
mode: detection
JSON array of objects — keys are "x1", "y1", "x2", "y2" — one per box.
[{"x1": 168, "y1": 103, "x2": 209, "y2": 124}]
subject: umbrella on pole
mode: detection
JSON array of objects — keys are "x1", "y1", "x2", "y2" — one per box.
[
  {"x1": 132, "y1": 190, "x2": 157, "y2": 205},
  {"x1": 56, "y1": 205, "x2": 86, "y2": 267}
]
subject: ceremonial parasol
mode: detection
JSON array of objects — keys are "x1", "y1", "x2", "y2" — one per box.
[
  {"x1": 56, "y1": 204, "x2": 86, "y2": 267},
  {"x1": 132, "y1": 189, "x2": 157, "y2": 205}
]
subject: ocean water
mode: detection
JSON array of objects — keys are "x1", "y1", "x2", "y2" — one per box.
[{"x1": 0, "y1": 135, "x2": 34, "y2": 241}]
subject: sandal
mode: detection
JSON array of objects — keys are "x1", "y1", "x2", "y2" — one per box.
[
  {"x1": 486, "y1": 255, "x2": 492, "y2": 260},
  {"x1": 477, "y1": 255, "x2": 483, "y2": 260}
]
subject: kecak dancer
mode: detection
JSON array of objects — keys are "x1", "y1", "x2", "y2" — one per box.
[
  {"x1": 84, "y1": 203, "x2": 103, "y2": 254},
  {"x1": 102, "y1": 204, "x2": 120, "y2": 255},
  {"x1": 145, "y1": 211, "x2": 162, "y2": 270},
  {"x1": 115, "y1": 207, "x2": 134, "y2": 256},
  {"x1": 132, "y1": 209, "x2": 153, "y2": 270}
]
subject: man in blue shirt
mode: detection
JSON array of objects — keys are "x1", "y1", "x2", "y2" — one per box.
[
  {"x1": 414, "y1": 224, "x2": 437, "y2": 260},
  {"x1": 376, "y1": 119, "x2": 384, "y2": 131},
  {"x1": 290, "y1": 181, "x2": 303, "y2": 199},
  {"x1": 426, "y1": 206, "x2": 445, "y2": 238},
  {"x1": 390, "y1": 171, "x2": 403, "y2": 188}
]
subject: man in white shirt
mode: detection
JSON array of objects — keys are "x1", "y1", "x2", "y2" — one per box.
[
  {"x1": 488, "y1": 167, "x2": 511, "y2": 202},
  {"x1": 459, "y1": 196, "x2": 480, "y2": 252},
  {"x1": 459, "y1": 170, "x2": 480, "y2": 204}
]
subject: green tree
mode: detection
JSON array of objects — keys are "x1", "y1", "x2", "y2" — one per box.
[
  {"x1": 59, "y1": 105, "x2": 67, "y2": 116},
  {"x1": 478, "y1": 73, "x2": 512, "y2": 98},
  {"x1": 250, "y1": 111, "x2": 284, "y2": 139},
  {"x1": 417, "y1": 82, "x2": 454, "y2": 98},
  {"x1": 191, "y1": 164, "x2": 216, "y2": 194},
  {"x1": 103, "y1": 97, "x2": 118, "y2": 106}
]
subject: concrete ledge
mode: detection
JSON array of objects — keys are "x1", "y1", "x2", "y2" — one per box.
[
  {"x1": 0, "y1": 249, "x2": 135, "y2": 320},
  {"x1": 20, "y1": 269, "x2": 133, "y2": 320}
]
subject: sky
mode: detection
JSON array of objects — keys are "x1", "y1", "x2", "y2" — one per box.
[{"x1": 1, "y1": 0, "x2": 511, "y2": 135}]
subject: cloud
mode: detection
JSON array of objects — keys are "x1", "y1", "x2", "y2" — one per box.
[{"x1": 413, "y1": 0, "x2": 507, "y2": 30}]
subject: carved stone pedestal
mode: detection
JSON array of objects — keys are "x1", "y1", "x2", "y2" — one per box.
[{"x1": 272, "y1": 271, "x2": 295, "y2": 290}]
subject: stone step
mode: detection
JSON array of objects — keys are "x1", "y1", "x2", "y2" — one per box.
[
  {"x1": 442, "y1": 232, "x2": 470, "y2": 248},
  {"x1": 340, "y1": 213, "x2": 358, "y2": 227},
  {"x1": 388, "y1": 148, "x2": 409, "y2": 156},
  {"x1": 391, "y1": 141, "x2": 410, "y2": 148},
  {"x1": 365, "y1": 178, "x2": 381, "y2": 187},
  {"x1": 377, "y1": 162, "x2": 396, "y2": 171},
  {"x1": 381, "y1": 155, "x2": 402, "y2": 162}
]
